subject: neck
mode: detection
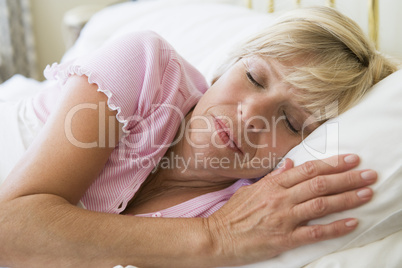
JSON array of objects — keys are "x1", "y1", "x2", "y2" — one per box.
[{"x1": 151, "y1": 147, "x2": 235, "y2": 189}]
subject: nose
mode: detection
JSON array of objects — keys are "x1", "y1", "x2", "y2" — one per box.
[{"x1": 237, "y1": 97, "x2": 272, "y2": 131}]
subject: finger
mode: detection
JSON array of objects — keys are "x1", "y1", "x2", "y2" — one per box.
[
  {"x1": 293, "y1": 187, "x2": 373, "y2": 222},
  {"x1": 273, "y1": 154, "x2": 360, "y2": 188},
  {"x1": 291, "y1": 218, "x2": 359, "y2": 247},
  {"x1": 290, "y1": 169, "x2": 377, "y2": 204},
  {"x1": 268, "y1": 158, "x2": 294, "y2": 177}
]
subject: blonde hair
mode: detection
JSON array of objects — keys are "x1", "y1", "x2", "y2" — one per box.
[{"x1": 212, "y1": 6, "x2": 398, "y2": 121}]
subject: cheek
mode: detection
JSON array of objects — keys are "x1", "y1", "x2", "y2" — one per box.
[
  {"x1": 195, "y1": 87, "x2": 224, "y2": 110},
  {"x1": 253, "y1": 132, "x2": 301, "y2": 163},
  {"x1": 272, "y1": 134, "x2": 302, "y2": 157},
  {"x1": 186, "y1": 117, "x2": 212, "y2": 145},
  {"x1": 213, "y1": 69, "x2": 246, "y2": 94}
]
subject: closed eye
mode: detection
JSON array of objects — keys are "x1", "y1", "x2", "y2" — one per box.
[
  {"x1": 246, "y1": 72, "x2": 264, "y2": 88},
  {"x1": 283, "y1": 111, "x2": 299, "y2": 134}
]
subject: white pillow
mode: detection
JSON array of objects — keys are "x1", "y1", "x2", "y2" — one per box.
[
  {"x1": 304, "y1": 229, "x2": 402, "y2": 268},
  {"x1": 62, "y1": 0, "x2": 277, "y2": 83},
  {"x1": 237, "y1": 69, "x2": 402, "y2": 268}
]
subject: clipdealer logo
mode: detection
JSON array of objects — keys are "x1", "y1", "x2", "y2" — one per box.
[{"x1": 63, "y1": 101, "x2": 340, "y2": 166}]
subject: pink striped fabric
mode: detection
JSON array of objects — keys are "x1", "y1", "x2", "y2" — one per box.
[
  {"x1": 32, "y1": 31, "x2": 253, "y2": 217},
  {"x1": 136, "y1": 179, "x2": 253, "y2": 218}
]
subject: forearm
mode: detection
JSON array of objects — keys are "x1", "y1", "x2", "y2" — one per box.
[{"x1": 0, "y1": 194, "x2": 215, "y2": 268}]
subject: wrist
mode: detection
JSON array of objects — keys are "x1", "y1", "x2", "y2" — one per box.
[
  {"x1": 200, "y1": 214, "x2": 235, "y2": 268},
  {"x1": 180, "y1": 217, "x2": 222, "y2": 268},
  {"x1": 139, "y1": 217, "x2": 224, "y2": 268}
]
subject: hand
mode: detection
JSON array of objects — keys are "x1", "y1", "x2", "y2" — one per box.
[{"x1": 205, "y1": 154, "x2": 376, "y2": 266}]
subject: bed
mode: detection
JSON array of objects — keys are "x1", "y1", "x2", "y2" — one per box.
[{"x1": 1, "y1": 0, "x2": 401, "y2": 267}]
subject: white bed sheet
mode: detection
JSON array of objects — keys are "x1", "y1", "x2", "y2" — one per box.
[{"x1": 0, "y1": 75, "x2": 45, "y2": 182}]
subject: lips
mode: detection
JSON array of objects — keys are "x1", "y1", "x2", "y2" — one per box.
[{"x1": 213, "y1": 117, "x2": 243, "y2": 154}]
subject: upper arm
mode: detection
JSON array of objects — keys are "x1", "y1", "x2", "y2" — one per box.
[{"x1": 0, "y1": 75, "x2": 123, "y2": 205}]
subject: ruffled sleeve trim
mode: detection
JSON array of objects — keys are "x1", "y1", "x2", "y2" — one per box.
[{"x1": 44, "y1": 62, "x2": 131, "y2": 136}]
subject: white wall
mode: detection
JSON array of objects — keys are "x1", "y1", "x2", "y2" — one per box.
[{"x1": 30, "y1": 0, "x2": 127, "y2": 80}]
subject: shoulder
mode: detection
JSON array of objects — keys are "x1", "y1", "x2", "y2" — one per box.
[
  {"x1": 95, "y1": 30, "x2": 178, "y2": 76},
  {"x1": 107, "y1": 30, "x2": 175, "y2": 54}
]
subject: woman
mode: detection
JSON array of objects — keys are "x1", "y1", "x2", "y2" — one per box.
[{"x1": 0, "y1": 6, "x2": 397, "y2": 267}]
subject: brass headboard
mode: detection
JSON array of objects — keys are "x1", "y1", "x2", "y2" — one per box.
[{"x1": 246, "y1": 0, "x2": 379, "y2": 48}]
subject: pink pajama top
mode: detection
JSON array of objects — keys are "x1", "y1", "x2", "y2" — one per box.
[{"x1": 32, "y1": 31, "x2": 253, "y2": 217}]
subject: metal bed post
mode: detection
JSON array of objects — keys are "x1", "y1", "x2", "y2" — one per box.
[
  {"x1": 368, "y1": 0, "x2": 379, "y2": 49},
  {"x1": 327, "y1": 0, "x2": 335, "y2": 8},
  {"x1": 267, "y1": 0, "x2": 274, "y2": 13},
  {"x1": 246, "y1": 0, "x2": 252, "y2": 9}
]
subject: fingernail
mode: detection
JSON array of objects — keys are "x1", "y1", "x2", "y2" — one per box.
[
  {"x1": 361, "y1": 170, "x2": 376, "y2": 181},
  {"x1": 357, "y1": 188, "x2": 372, "y2": 199},
  {"x1": 272, "y1": 159, "x2": 287, "y2": 175},
  {"x1": 344, "y1": 154, "x2": 359, "y2": 164},
  {"x1": 345, "y1": 219, "x2": 358, "y2": 227}
]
